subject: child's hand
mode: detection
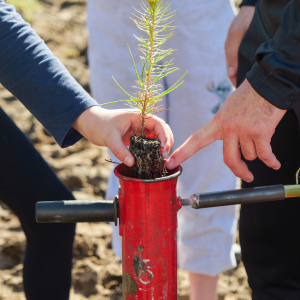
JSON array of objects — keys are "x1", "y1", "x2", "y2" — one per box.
[{"x1": 73, "y1": 106, "x2": 173, "y2": 166}]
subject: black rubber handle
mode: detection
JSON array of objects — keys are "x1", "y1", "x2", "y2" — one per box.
[
  {"x1": 192, "y1": 185, "x2": 286, "y2": 209},
  {"x1": 36, "y1": 199, "x2": 118, "y2": 225}
]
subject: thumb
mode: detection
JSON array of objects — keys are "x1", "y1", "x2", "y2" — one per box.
[
  {"x1": 226, "y1": 47, "x2": 238, "y2": 77},
  {"x1": 166, "y1": 119, "x2": 220, "y2": 169},
  {"x1": 226, "y1": 51, "x2": 238, "y2": 87},
  {"x1": 108, "y1": 135, "x2": 135, "y2": 167},
  {"x1": 225, "y1": 34, "x2": 240, "y2": 87}
]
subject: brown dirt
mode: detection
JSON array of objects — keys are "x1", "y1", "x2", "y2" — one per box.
[
  {"x1": 0, "y1": 0, "x2": 251, "y2": 299},
  {"x1": 130, "y1": 135, "x2": 167, "y2": 179}
]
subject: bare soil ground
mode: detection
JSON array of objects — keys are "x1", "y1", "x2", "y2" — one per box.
[{"x1": 0, "y1": 0, "x2": 251, "y2": 299}]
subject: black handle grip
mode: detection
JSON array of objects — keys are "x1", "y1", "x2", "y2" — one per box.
[
  {"x1": 192, "y1": 185, "x2": 286, "y2": 209},
  {"x1": 36, "y1": 199, "x2": 118, "y2": 225}
]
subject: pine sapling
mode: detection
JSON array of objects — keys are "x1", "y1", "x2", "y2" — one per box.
[{"x1": 102, "y1": 0, "x2": 186, "y2": 179}]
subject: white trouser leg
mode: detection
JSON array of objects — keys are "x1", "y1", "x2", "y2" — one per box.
[{"x1": 87, "y1": 0, "x2": 238, "y2": 274}]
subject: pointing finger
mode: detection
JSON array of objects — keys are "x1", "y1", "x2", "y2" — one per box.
[{"x1": 166, "y1": 119, "x2": 220, "y2": 169}]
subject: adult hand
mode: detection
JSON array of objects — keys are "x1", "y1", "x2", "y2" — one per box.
[
  {"x1": 73, "y1": 107, "x2": 173, "y2": 167},
  {"x1": 166, "y1": 80, "x2": 286, "y2": 182},
  {"x1": 225, "y1": 6, "x2": 255, "y2": 87}
]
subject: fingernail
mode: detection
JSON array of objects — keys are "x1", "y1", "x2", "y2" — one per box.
[
  {"x1": 124, "y1": 156, "x2": 134, "y2": 167},
  {"x1": 244, "y1": 177, "x2": 254, "y2": 183},
  {"x1": 166, "y1": 158, "x2": 174, "y2": 169},
  {"x1": 228, "y1": 67, "x2": 235, "y2": 76}
]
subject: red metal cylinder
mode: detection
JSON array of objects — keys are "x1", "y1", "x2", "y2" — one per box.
[{"x1": 114, "y1": 164, "x2": 182, "y2": 300}]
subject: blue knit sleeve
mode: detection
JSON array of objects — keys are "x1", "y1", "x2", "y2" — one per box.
[{"x1": 0, "y1": 1, "x2": 98, "y2": 147}]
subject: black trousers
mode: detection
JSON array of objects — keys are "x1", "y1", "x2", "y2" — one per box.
[
  {"x1": 237, "y1": 9, "x2": 300, "y2": 300},
  {"x1": 0, "y1": 107, "x2": 75, "y2": 300}
]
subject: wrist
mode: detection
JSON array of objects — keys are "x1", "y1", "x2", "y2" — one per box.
[
  {"x1": 246, "y1": 63, "x2": 295, "y2": 110},
  {"x1": 72, "y1": 106, "x2": 105, "y2": 139},
  {"x1": 237, "y1": 6, "x2": 255, "y2": 31},
  {"x1": 240, "y1": 5, "x2": 255, "y2": 11},
  {"x1": 239, "y1": 6, "x2": 255, "y2": 18}
]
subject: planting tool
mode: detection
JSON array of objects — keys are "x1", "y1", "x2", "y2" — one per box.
[{"x1": 36, "y1": 165, "x2": 300, "y2": 300}]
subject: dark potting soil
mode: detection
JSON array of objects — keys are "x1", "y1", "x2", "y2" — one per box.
[{"x1": 129, "y1": 135, "x2": 167, "y2": 179}]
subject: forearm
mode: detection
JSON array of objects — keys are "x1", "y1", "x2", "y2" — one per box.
[
  {"x1": 246, "y1": 0, "x2": 300, "y2": 110},
  {"x1": 0, "y1": 1, "x2": 97, "y2": 147}
]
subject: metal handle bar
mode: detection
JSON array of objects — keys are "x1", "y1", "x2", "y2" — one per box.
[
  {"x1": 181, "y1": 185, "x2": 300, "y2": 209},
  {"x1": 36, "y1": 197, "x2": 118, "y2": 225},
  {"x1": 36, "y1": 185, "x2": 300, "y2": 224}
]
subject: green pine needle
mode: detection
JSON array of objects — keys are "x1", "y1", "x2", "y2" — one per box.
[{"x1": 101, "y1": 0, "x2": 187, "y2": 136}]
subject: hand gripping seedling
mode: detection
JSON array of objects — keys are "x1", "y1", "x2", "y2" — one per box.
[{"x1": 35, "y1": 1, "x2": 300, "y2": 299}]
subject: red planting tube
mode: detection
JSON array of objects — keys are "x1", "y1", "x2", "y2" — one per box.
[{"x1": 114, "y1": 164, "x2": 182, "y2": 300}]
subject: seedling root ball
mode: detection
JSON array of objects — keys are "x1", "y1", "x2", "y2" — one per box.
[{"x1": 129, "y1": 135, "x2": 167, "y2": 179}]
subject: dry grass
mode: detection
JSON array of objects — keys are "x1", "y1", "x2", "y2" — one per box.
[{"x1": 6, "y1": 0, "x2": 39, "y2": 22}]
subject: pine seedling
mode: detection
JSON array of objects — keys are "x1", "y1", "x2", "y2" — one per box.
[
  {"x1": 103, "y1": 0, "x2": 187, "y2": 137},
  {"x1": 102, "y1": 0, "x2": 186, "y2": 179}
]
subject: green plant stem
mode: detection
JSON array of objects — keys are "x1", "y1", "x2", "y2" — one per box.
[
  {"x1": 107, "y1": 0, "x2": 187, "y2": 129},
  {"x1": 141, "y1": 5, "x2": 156, "y2": 136}
]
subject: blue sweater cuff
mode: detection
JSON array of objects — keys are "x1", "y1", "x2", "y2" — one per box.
[{"x1": 60, "y1": 103, "x2": 98, "y2": 148}]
